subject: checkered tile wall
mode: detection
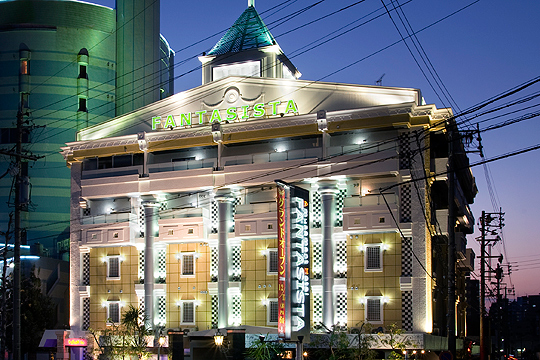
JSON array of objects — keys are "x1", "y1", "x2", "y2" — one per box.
[
  {"x1": 138, "y1": 250, "x2": 145, "y2": 281},
  {"x1": 399, "y1": 133, "x2": 411, "y2": 170},
  {"x1": 210, "y1": 246, "x2": 218, "y2": 279},
  {"x1": 335, "y1": 188, "x2": 346, "y2": 227},
  {"x1": 401, "y1": 291, "x2": 413, "y2": 331},
  {"x1": 231, "y1": 245, "x2": 241, "y2": 279},
  {"x1": 312, "y1": 241, "x2": 322, "y2": 277},
  {"x1": 401, "y1": 237, "x2": 413, "y2": 276},
  {"x1": 82, "y1": 253, "x2": 90, "y2": 286},
  {"x1": 312, "y1": 191, "x2": 322, "y2": 228},
  {"x1": 211, "y1": 295, "x2": 218, "y2": 328},
  {"x1": 138, "y1": 205, "x2": 145, "y2": 238},
  {"x1": 211, "y1": 200, "x2": 218, "y2": 234},
  {"x1": 82, "y1": 297, "x2": 90, "y2": 331},
  {"x1": 400, "y1": 184, "x2": 412, "y2": 223},
  {"x1": 336, "y1": 239, "x2": 347, "y2": 276},
  {"x1": 158, "y1": 248, "x2": 166, "y2": 281},
  {"x1": 157, "y1": 296, "x2": 166, "y2": 326},
  {"x1": 313, "y1": 292, "x2": 323, "y2": 325},
  {"x1": 336, "y1": 292, "x2": 347, "y2": 326},
  {"x1": 231, "y1": 294, "x2": 242, "y2": 325}
]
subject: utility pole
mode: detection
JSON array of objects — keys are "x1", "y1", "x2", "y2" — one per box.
[
  {"x1": 478, "y1": 210, "x2": 504, "y2": 360},
  {"x1": 447, "y1": 122, "x2": 456, "y2": 358},
  {"x1": 0, "y1": 102, "x2": 41, "y2": 360},
  {"x1": 13, "y1": 109, "x2": 23, "y2": 360}
]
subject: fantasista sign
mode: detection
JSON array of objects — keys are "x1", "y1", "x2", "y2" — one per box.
[{"x1": 151, "y1": 99, "x2": 299, "y2": 130}]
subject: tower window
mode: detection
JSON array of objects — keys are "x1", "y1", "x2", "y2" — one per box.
[
  {"x1": 107, "y1": 256, "x2": 121, "y2": 280},
  {"x1": 78, "y1": 98, "x2": 87, "y2": 112},
  {"x1": 79, "y1": 65, "x2": 87, "y2": 79},
  {"x1": 20, "y1": 60, "x2": 28, "y2": 75}
]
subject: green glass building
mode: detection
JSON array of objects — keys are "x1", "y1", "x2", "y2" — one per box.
[{"x1": 0, "y1": 0, "x2": 174, "y2": 257}]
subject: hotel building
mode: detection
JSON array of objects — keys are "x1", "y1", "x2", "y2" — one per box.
[{"x1": 62, "y1": 2, "x2": 477, "y2": 351}]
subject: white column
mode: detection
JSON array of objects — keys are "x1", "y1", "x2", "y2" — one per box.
[
  {"x1": 215, "y1": 191, "x2": 233, "y2": 328},
  {"x1": 69, "y1": 162, "x2": 82, "y2": 333},
  {"x1": 319, "y1": 181, "x2": 337, "y2": 329},
  {"x1": 142, "y1": 200, "x2": 159, "y2": 329}
]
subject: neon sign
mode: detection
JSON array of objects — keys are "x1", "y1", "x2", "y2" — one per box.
[
  {"x1": 64, "y1": 338, "x2": 87, "y2": 347},
  {"x1": 151, "y1": 100, "x2": 299, "y2": 130},
  {"x1": 276, "y1": 181, "x2": 310, "y2": 341}
]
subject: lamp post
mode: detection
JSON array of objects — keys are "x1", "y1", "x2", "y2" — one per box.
[{"x1": 157, "y1": 331, "x2": 165, "y2": 360}]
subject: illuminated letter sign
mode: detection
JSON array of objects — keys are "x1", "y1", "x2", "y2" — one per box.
[
  {"x1": 276, "y1": 180, "x2": 310, "y2": 341},
  {"x1": 64, "y1": 338, "x2": 88, "y2": 347},
  {"x1": 151, "y1": 100, "x2": 298, "y2": 130}
]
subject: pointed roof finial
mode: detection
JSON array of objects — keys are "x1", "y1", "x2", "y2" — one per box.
[{"x1": 248, "y1": 0, "x2": 254, "y2": 7}]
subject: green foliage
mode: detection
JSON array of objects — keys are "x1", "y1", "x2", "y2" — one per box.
[
  {"x1": 378, "y1": 324, "x2": 414, "y2": 360},
  {"x1": 245, "y1": 337, "x2": 285, "y2": 360},
  {"x1": 310, "y1": 323, "x2": 377, "y2": 360},
  {"x1": 90, "y1": 305, "x2": 151, "y2": 360}
]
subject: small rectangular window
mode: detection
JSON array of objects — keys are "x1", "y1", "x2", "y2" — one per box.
[
  {"x1": 366, "y1": 298, "x2": 381, "y2": 322},
  {"x1": 78, "y1": 98, "x2": 87, "y2": 112},
  {"x1": 107, "y1": 256, "x2": 120, "y2": 279},
  {"x1": 268, "y1": 300, "x2": 279, "y2": 324},
  {"x1": 181, "y1": 301, "x2": 195, "y2": 324},
  {"x1": 379, "y1": 217, "x2": 385, "y2": 223},
  {"x1": 168, "y1": 229, "x2": 174, "y2": 236},
  {"x1": 365, "y1": 245, "x2": 382, "y2": 271},
  {"x1": 20, "y1": 60, "x2": 28, "y2": 75},
  {"x1": 267, "y1": 223, "x2": 273, "y2": 230},
  {"x1": 245, "y1": 224, "x2": 251, "y2": 231},
  {"x1": 108, "y1": 302, "x2": 120, "y2": 323},
  {"x1": 182, "y1": 253, "x2": 195, "y2": 276},
  {"x1": 267, "y1": 249, "x2": 278, "y2": 274},
  {"x1": 79, "y1": 65, "x2": 87, "y2": 79}
]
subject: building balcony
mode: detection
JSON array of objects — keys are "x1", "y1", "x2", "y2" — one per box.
[
  {"x1": 158, "y1": 208, "x2": 209, "y2": 242},
  {"x1": 81, "y1": 213, "x2": 138, "y2": 246},
  {"x1": 343, "y1": 195, "x2": 399, "y2": 232}
]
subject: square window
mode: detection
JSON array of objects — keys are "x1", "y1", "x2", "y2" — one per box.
[
  {"x1": 245, "y1": 224, "x2": 251, "y2": 231},
  {"x1": 113, "y1": 232, "x2": 119, "y2": 239},
  {"x1": 267, "y1": 223, "x2": 273, "y2": 230},
  {"x1": 267, "y1": 299, "x2": 279, "y2": 324},
  {"x1": 181, "y1": 301, "x2": 195, "y2": 324},
  {"x1": 168, "y1": 229, "x2": 174, "y2": 236},
  {"x1": 187, "y1": 228, "x2": 194, "y2": 234},
  {"x1": 267, "y1": 249, "x2": 278, "y2": 274},
  {"x1": 379, "y1": 217, "x2": 385, "y2": 223},
  {"x1": 366, "y1": 298, "x2": 382, "y2": 323},
  {"x1": 181, "y1": 253, "x2": 195, "y2": 277},
  {"x1": 107, "y1": 256, "x2": 120, "y2": 279},
  {"x1": 108, "y1": 302, "x2": 120, "y2": 324},
  {"x1": 91, "y1": 233, "x2": 97, "y2": 240},
  {"x1": 354, "y1": 218, "x2": 361, "y2": 224},
  {"x1": 365, "y1": 245, "x2": 382, "y2": 271}
]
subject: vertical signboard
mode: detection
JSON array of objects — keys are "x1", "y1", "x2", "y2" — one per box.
[{"x1": 276, "y1": 180, "x2": 310, "y2": 341}]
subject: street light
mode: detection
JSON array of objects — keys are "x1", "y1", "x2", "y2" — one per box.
[
  {"x1": 214, "y1": 329, "x2": 224, "y2": 346},
  {"x1": 157, "y1": 331, "x2": 165, "y2": 360}
]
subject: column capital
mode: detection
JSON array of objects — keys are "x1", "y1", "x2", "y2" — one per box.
[
  {"x1": 214, "y1": 189, "x2": 236, "y2": 202},
  {"x1": 317, "y1": 180, "x2": 339, "y2": 194}
]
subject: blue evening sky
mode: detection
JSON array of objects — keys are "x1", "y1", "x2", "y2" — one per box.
[{"x1": 92, "y1": 0, "x2": 540, "y2": 297}]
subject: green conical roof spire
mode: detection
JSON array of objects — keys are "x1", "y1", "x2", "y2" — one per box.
[{"x1": 207, "y1": 5, "x2": 276, "y2": 56}]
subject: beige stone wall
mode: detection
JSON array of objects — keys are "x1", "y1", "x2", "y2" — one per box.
[
  {"x1": 166, "y1": 243, "x2": 212, "y2": 330},
  {"x1": 347, "y1": 232, "x2": 402, "y2": 329},
  {"x1": 241, "y1": 238, "x2": 279, "y2": 327},
  {"x1": 89, "y1": 246, "x2": 139, "y2": 328}
]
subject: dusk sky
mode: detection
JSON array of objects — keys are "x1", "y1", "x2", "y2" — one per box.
[{"x1": 92, "y1": 0, "x2": 540, "y2": 297}]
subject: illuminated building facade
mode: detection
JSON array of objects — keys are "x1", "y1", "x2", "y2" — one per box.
[
  {"x1": 0, "y1": 0, "x2": 174, "y2": 252},
  {"x1": 62, "y1": 2, "x2": 477, "y2": 352}
]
